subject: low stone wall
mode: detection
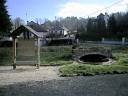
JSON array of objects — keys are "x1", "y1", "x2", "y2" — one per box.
[{"x1": 72, "y1": 48, "x2": 112, "y2": 61}]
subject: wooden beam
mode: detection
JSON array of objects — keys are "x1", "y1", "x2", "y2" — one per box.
[
  {"x1": 37, "y1": 38, "x2": 41, "y2": 69},
  {"x1": 13, "y1": 38, "x2": 16, "y2": 70}
]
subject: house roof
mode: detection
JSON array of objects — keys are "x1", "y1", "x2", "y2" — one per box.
[
  {"x1": 62, "y1": 26, "x2": 69, "y2": 31},
  {"x1": 51, "y1": 26, "x2": 63, "y2": 30},
  {"x1": 27, "y1": 21, "x2": 47, "y2": 32},
  {"x1": 50, "y1": 26, "x2": 70, "y2": 32},
  {"x1": 10, "y1": 25, "x2": 48, "y2": 38}
]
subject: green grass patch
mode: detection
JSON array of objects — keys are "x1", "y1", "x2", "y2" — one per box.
[
  {"x1": 59, "y1": 62, "x2": 128, "y2": 76},
  {"x1": 40, "y1": 46, "x2": 73, "y2": 65},
  {"x1": 0, "y1": 46, "x2": 73, "y2": 66},
  {"x1": 59, "y1": 44, "x2": 128, "y2": 76},
  {"x1": 0, "y1": 48, "x2": 12, "y2": 65}
]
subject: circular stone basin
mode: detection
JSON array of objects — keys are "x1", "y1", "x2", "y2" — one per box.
[{"x1": 79, "y1": 54, "x2": 109, "y2": 63}]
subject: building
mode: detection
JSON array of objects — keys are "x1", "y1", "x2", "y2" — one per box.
[
  {"x1": 97, "y1": 13, "x2": 109, "y2": 27},
  {"x1": 104, "y1": 13, "x2": 109, "y2": 27},
  {"x1": 11, "y1": 25, "x2": 48, "y2": 46},
  {"x1": 27, "y1": 21, "x2": 47, "y2": 32},
  {"x1": 49, "y1": 25, "x2": 69, "y2": 38},
  {"x1": 10, "y1": 25, "x2": 49, "y2": 69}
]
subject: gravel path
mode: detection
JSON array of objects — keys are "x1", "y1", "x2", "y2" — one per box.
[
  {"x1": 0, "y1": 66, "x2": 128, "y2": 96},
  {"x1": 0, "y1": 66, "x2": 60, "y2": 86}
]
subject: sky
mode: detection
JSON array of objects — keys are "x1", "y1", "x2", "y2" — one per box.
[{"x1": 7, "y1": 0, "x2": 128, "y2": 22}]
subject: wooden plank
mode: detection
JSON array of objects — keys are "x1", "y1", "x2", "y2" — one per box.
[
  {"x1": 17, "y1": 38, "x2": 35, "y2": 56},
  {"x1": 16, "y1": 61, "x2": 37, "y2": 65},
  {"x1": 37, "y1": 38, "x2": 40, "y2": 69},
  {"x1": 12, "y1": 38, "x2": 16, "y2": 70}
]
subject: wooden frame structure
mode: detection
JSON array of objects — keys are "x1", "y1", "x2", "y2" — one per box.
[{"x1": 11, "y1": 25, "x2": 47, "y2": 69}]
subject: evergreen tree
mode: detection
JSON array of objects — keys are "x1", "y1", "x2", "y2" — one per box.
[
  {"x1": 77, "y1": 25, "x2": 85, "y2": 40},
  {"x1": 122, "y1": 13, "x2": 128, "y2": 32},
  {"x1": 86, "y1": 18, "x2": 98, "y2": 40},
  {"x1": 87, "y1": 18, "x2": 92, "y2": 33},
  {"x1": 77, "y1": 25, "x2": 85, "y2": 33},
  {"x1": 108, "y1": 14, "x2": 117, "y2": 36},
  {"x1": 87, "y1": 18, "x2": 97, "y2": 35},
  {"x1": 97, "y1": 13, "x2": 106, "y2": 37},
  {"x1": 0, "y1": 0, "x2": 12, "y2": 35}
]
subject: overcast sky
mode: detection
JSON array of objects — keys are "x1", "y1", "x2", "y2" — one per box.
[{"x1": 7, "y1": 0, "x2": 128, "y2": 22}]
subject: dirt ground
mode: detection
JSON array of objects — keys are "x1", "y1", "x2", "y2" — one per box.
[
  {"x1": 0, "y1": 66, "x2": 128, "y2": 96},
  {"x1": 0, "y1": 74, "x2": 128, "y2": 96},
  {"x1": 0, "y1": 66, "x2": 60, "y2": 86}
]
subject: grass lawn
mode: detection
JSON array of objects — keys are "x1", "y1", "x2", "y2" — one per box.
[
  {"x1": 1, "y1": 44, "x2": 128, "y2": 77},
  {"x1": 0, "y1": 48, "x2": 12, "y2": 65},
  {"x1": 59, "y1": 44, "x2": 128, "y2": 76},
  {"x1": 40, "y1": 46, "x2": 73, "y2": 65},
  {"x1": 0, "y1": 46, "x2": 73, "y2": 66}
]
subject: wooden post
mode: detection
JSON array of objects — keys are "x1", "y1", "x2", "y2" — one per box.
[
  {"x1": 102, "y1": 37, "x2": 105, "y2": 43},
  {"x1": 37, "y1": 37, "x2": 40, "y2": 69},
  {"x1": 122, "y1": 37, "x2": 125, "y2": 45},
  {"x1": 13, "y1": 38, "x2": 16, "y2": 70}
]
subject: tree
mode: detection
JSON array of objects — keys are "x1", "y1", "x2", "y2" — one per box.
[
  {"x1": 41, "y1": 19, "x2": 52, "y2": 30},
  {"x1": 0, "y1": 0, "x2": 12, "y2": 35},
  {"x1": 123, "y1": 12, "x2": 128, "y2": 36},
  {"x1": 108, "y1": 12, "x2": 128, "y2": 37},
  {"x1": 77, "y1": 25, "x2": 85, "y2": 33},
  {"x1": 97, "y1": 13, "x2": 106, "y2": 37},
  {"x1": 87, "y1": 18, "x2": 97, "y2": 35},
  {"x1": 108, "y1": 14, "x2": 117, "y2": 36},
  {"x1": 87, "y1": 18, "x2": 92, "y2": 33},
  {"x1": 59, "y1": 16, "x2": 78, "y2": 32},
  {"x1": 85, "y1": 18, "x2": 99, "y2": 40},
  {"x1": 35, "y1": 18, "x2": 44, "y2": 24},
  {"x1": 12, "y1": 17, "x2": 24, "y2": 30}
]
